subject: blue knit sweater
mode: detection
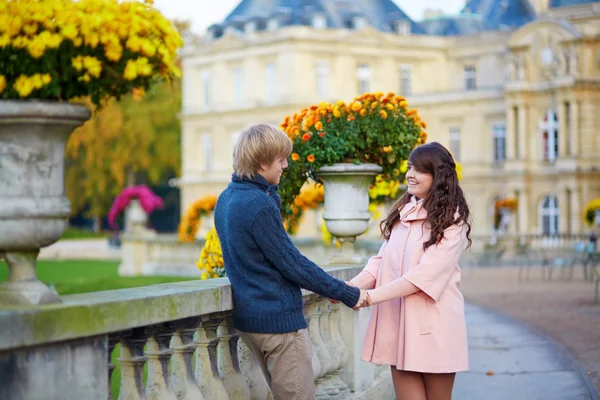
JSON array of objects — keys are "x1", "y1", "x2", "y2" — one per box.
[{"x1": 214, "y1": 174, "x2": 360, "y2": 333}]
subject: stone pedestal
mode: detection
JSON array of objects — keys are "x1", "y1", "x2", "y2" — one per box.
[{"x1": 0, "y1": 100, "x2": 91, "y2": 305}]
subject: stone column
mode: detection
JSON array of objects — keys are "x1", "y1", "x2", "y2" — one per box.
[
  {"x1": 170, "y1": 319, "x2": 204, "y2": 400},
  {"x1": 108, "y1": 333, "x2": 124, "y2": 400},
  {"x1": 145, "y1": 325, "x2": 177, "y2": 400},
  {"x1": 570, "y1": 100, "x2": 579, "y2": 157},
  {"x1": 195, "y1": 317, "x2": 229, "y2": 400},
  {"x1": 217, "y1": 316, "x2": 251, "y2": 399},
  {"x1": 517, "y1": 105, "x2": 528, "y2": 161},
  {"x1": 304, "y1": 298, "x2": 327, "y2": 399},
  {"x1": 506, "y1": 103, "x2": 516, "y2": 161},
  {"x1": 319, "y1": 302, "x2": 342, "y2": 398},
  {"x1": 324, "y1": 302, "x2": 351, "y2": 398},
  {"x1": 237, "y1": 339, "x2": 272, "y2": 400},
  {"x1": 558, "y1": 99, "x2": 568, "y2": 159},
  {"x1": 118, "y1": 331, "x2": 148, "y2": 400},
  {"x1": 307, "y1": 297, "x2": 335, "y2": 399}
]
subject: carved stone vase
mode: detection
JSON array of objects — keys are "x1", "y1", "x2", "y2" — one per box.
[
  {"x1": 0, "y1": 100, "x2": 91, "y2": 305},
  {"x1": 318, "y1": 163, "x2": 382, "y2": 263}
]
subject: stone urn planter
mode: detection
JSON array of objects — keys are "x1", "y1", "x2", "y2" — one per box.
[
  {"x1": 318, "y1": 163, "x2": 382, "y2": 263},
  {"x1": 0, "y1": 100, "x2": 91, "y2": 305}
]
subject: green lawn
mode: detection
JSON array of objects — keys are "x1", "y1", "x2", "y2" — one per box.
[
  {"x1": 60, "y1": 226, "x2": 109, "y2": 240},
  {"x1": 0, "y1": 258, "x2": 200, "y2": 398},
  {"x1": 0, "y1": 259, "x2": 198, "y2": 295}
]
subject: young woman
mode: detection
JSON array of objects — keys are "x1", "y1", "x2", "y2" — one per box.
[{"x1": 350, "y1": 142, "x2": 472, "y2": 400}]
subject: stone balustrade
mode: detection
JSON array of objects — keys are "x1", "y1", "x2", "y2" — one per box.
[
  {"x1": 0, "y1": 266, "x2": 394, "y2": 400},
  {"x1": 120, "y1": 234, "x2": 382, "y2": 277}
]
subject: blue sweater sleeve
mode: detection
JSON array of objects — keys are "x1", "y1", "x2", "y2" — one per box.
[{"x1": 251, "y1": 205, "x2": 360, "y2": 308}]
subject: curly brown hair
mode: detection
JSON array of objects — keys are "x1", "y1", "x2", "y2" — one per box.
[{"x1": 380, "y1": 142, "x2": 472, "y2": 251}]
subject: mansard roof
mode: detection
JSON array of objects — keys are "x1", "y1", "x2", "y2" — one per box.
[
  {"x1": 549, "y1": 0, "x2": 599, "y2": 7},
  {"x1": 462, "y1": 0, "x2": 536, "y2": 31},
  {"x1": 219, "y1": 0, "x2": 422, "y2": 33}
]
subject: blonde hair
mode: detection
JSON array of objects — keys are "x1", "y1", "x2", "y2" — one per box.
[{"x1": 233, "y1": 123, "x2": 293, "y2": 179}]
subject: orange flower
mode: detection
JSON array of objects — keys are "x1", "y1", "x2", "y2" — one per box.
[
  {"x1": 380, "y1": 110, "x2": 388, "y2": 119},
  {"x1": 307, "y1": 154, "x2": 315, "y2": 163},
  {"x1": 370, "y1": 101, "x2": 378, "y2": 109},
  {"x1": 302, "y1": 133, "x2": 311, "y2": 142},
  {"x1": 374, "y1": 92, "x2": 384, "y2": 100},
  {"x1": 309, "y1": 105, "x2": 318, "y2": 111},
  {"x1": 420, "y1": 120, "x2": 427, "y2": 129},
  {"x1": 291, "y1": 153, "x2": 300, "y2": 161},
  {"x1": 314, "y1": 121, "x2": 323, "y2": 131},
  {"x1": 360, "y1": 109, "x2": 367, "y2": 116},
  {"x1": 348, "y1": 115, "x2": 355, "y2": 121},
  {"x1": 319, "y1": 132, "x2": 326, "y2": 137},
  {"x1": 383, "y1": 146, "x2": 393, "y2": 153},
  {"x1": 399, "y1": 100, "x2": 408, "y2": 109},
  {"x1": 421, "y1": 131, "x2": 428, "y2": 140}
]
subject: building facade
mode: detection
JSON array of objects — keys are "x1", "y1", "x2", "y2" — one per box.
[{"x1": 179, "y1": 0, "x2": 600, "y2": 238}]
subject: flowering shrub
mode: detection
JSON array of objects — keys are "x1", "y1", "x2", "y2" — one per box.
[
  {"x1": 279, "y1": 91, "x2": 426, "y2": 222},
  {"x1": 107, "y1": 185, "x2": 163, "y2": 229},
  {"x1": 0, "y1": 0, "x2": 183, "y2": 107},
  {"x1": 178, "y1": 194, "x2": 218, "y2": 242},
  {"x1": 197, "y1": 227, "x2": 225, "y2": 280},
  {"x1": 494, "y1": 197, "x2": 519, "y2": 212},
  {"x1": 583, "y1": 198, "x2": 600, "y2": 226},
  {"x1": 285, "y1": 183, "x2": 324, "y2": 234}
]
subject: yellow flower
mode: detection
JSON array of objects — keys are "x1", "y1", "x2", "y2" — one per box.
[
  {"x1": 0, "y1": 75, "x2": 6, "y2": 93},
  {"x1": 123, "y1": 60, "x2": 138, "y2": 81},
  {"x1": 0, "y1": 34, "x2": 10, "y2": 48},
  {"x1": 383, "y1": 146, "x2": 393, "y2": 153},
  {"x1": 27, "y1": 39, "x2": 45, "y2": 59},
  {"x1": 380, "y1": 110, "x2": 388, "y2": 119},
  {"x1": 386, "y1": 103, "x2": 395, "y2": 111},
  {"x1": 83, "y1": 56, "x2": 102, "y2": 78},
  {"x1": 13, "y1": 76, "x2": 35, "y2": 97},
  {"x1": 291, "y1": 153, "x2": 300, "y2": 161},
  {"x1": 61, "y1": 25, "x2": 78, "y2": 41}
]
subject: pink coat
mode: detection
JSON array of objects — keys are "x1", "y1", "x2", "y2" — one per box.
[{"x1": 352, "y1": 196, "x2": 469, "y2": 373}]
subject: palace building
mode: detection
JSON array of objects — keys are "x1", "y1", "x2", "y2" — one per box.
[{"x1": 179, "y1": 0, "x2": 600, "y2": 239}]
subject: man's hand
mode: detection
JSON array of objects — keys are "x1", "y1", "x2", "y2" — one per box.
[
  {"x1": 329, "y1": 280, "x2": 356, "y2": 304},
  {"x1": 353, "y1": 289, "x2": 370, "y2": 310}
]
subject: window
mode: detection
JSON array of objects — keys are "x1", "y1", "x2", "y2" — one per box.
[
  {"x1": 449, "y1": 127, "x2": 461, "y2": 162},
  {"x1": 540, "y1": 110, "x2": 559, "y2": 162},
  {"x1": 201, "y1": 134, "x2": 212, "y2": 172},
  {"x1": 493, "y1": 123, "x2": 506, "y2": 163},
  {"x1": 201, "y1": 71, "x2": 210, "y2": 107},
  {"x1": 357, "y1": 63, "x2": 371, "y2": 94},
  {"x1": 233, "y1": 66, "x2": 243, "y2": 105},
  {"x1": 316, "y1": 60, "x2": 331, "y2": 100},
  {"x1": 267, "y1": 18, "x2": 278, "y2": 31},
  {"x1": 464, "y1": 65, "x2": 476, "y2": 90},
  {"x1": 396, "y1": 21, "x2": 410, "y2": 35},
  {"x1": 540, "y1": 195, "x2": 559, "y2": 236},
  {"x1": 266, "y1": 63, "x2": 276, "y2": 101},
  {"x1": 400, "y1": 64, "x2": 411, "y2": 96},
  {"x1": 312, "y1": 14, "x2": 327, "y2": 29}
]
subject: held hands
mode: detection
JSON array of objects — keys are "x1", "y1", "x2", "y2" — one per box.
[{"x1": 352, "y1": 289, "x2": 372, "y2": 311}]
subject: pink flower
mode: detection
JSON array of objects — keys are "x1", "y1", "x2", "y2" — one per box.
[{"x1": 107, "y1": 185, "x2": 164, "y2": 229}]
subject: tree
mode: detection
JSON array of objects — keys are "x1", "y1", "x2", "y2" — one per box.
[{"x1": 66, "y1": 79, "x2": 181, "y2": 230}]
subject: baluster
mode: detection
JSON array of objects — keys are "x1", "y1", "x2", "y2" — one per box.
[
  {"x1": 145, "y1": 324, "x2": 177, "y2": 400},
  {"x1": 170, "y1": 318, "x2": 204, "y2": 400},
  {"x1": 108, "y1": 333, "x2": 124, "y2": 400},
  {"x1": 307, "y1": 296, "x2": 333, "y2": 399},
  {"x1": 304, "y1": 297, "x2": 326, "y2": 400},
  {"x1": 195, "y1": 316, "x2": 229, "y2": 399},
  {"x1": 217, "y1": 316, "x2": 251, "y2": 399},
  {"x1": 318, "y1": 300, "x2": 341, "y2": 399},
  {"x1": 118, "y1": 329, "x2": 148, "y2": 400},
  {"x1": 237, "y1": 337, "x2": 272, "y2": 399},
  {"x1": 322, "y1": 302, "x2": 350, "y2": 399},
  {"x1": 329, "y1": 303, "x2": 351, "y2": 398}
]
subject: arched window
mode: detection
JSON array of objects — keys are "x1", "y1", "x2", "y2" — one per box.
[{"x1": 540, "y1": 195, "x2": 559, "y2": 236}]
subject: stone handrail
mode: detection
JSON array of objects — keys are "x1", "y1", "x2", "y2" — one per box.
[
  {"x1": 121, "y1": 235, "x2": 384, "y2": 277},
  {"x1": 0, "y1": 266, "x2": 393, "y2": 400}
]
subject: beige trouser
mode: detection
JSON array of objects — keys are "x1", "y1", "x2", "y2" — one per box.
[{"x1": 238, "y1": 328, "x2": 315, "y2": 400}]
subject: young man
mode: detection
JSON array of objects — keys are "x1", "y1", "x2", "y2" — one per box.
[{"x1": 214, "y1": 123, "x2": 368, "y2": 400}]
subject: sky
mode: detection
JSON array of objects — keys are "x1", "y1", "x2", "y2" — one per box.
[{"x1": 153, "y1": 0, "x2": 466, "y2": 35}]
